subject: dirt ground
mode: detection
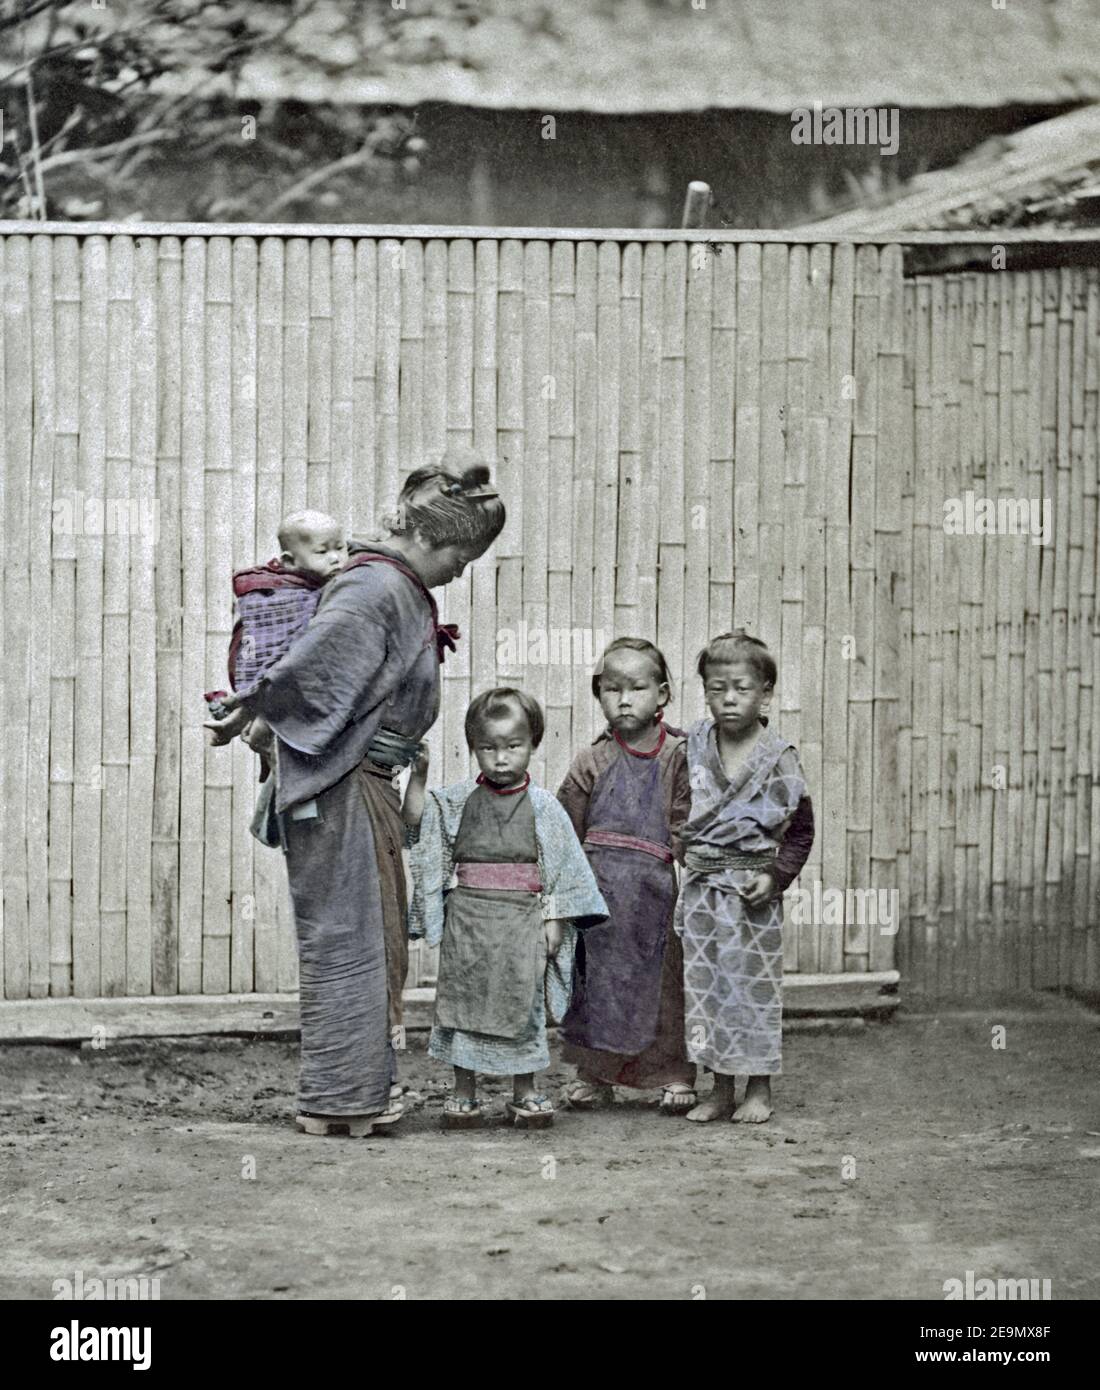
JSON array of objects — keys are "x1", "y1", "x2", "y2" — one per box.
[{"x1": 1, "y1": 997, "x2": 1097, "y2": 1301}]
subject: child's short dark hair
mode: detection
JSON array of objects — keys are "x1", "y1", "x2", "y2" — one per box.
[
  {"x1": 696, "y1": 631, "x2": 777, "y2": 688},
  {"x1": 465, "y1": 687, "x2": 545, "y2": 749},
  {"x1": 590, "y1": 637, "x2": 673, "y2": 701}
]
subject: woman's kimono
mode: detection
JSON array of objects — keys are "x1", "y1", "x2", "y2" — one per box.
[
  {"x1": 555, "y1": 727, "x2": 695, "y2": 1090},
  {"x1": 677, "y1": 718, "x2": 812, "y2": 1077},
  {"x1": 242, "y1": 546, "x2": 443, "y2": 1119},
  {"x1": 408, "y1": 780, "x2": 608, "y2": 1075}
]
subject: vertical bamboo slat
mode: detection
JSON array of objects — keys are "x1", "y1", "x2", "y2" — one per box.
[
  {"x1": 201, "y1": 238, "x2": 233, "y2": 996},
  {"x1": 73, "y1": 236, "x2": 107, "y2": 998},
  {"x1": 845, "y1": 245, "x2": 877, "y2": 971},
  {"x1": 709, "y1": 245, "x2": 736, "y2": 655},
  {"x1": 684, "y1": 242, "x2": 712, "y2": 701},
  {"x1": 177, "y1": 237, "x2": 206, "y2": 996},
  {"x1": 547, "y1": 239, "x2": 575, "y2": 789},
  {"x1": 798, "y1": 244, "x2": 830, "y2": 973},
  {"x1": 251, "y1": 238, "x2": 284, "y2": 992},
  {"x1": 126, "y1": 237, "x2": 158, "y2": 996},
  {"x1": 152, "y1": 237, "x2": 182, "y2": 995},
  {"x1": 441, "y1": 240, "x2": 474, "y2": 785},
  {"x1": 99, "y1": 237, "x2": 133, "y2": 995},
  {"x1": 229, "y1": 237, "x2": 258, "y2": 995},
  {"x1": 4, "y1": 236, "x2": 34, "y2": 1000},
  {"x1": 50, "y1": 236, "x2": 81, "y2": 997},
  {"x1": 307, "y1": 239, "x2": 332, "y2": 510},
  {"x1": 821, "y1": 243, "x2": 853, "y2": 975},
  {"x1": 636, "y1": 243, "x2": 664, "y2": 673},
  {"x1": 570, "y1": 242, "x2": 597, "y2": 747},
  {"x1": 871, "y1": 245, "x2": 903, "y2": 975},
  {"x1": 28, "y1": 237, "x2": 54, "y2": 998},
  {"x1": 522, "y1": 240, "x2": 551, "y2": 786},
  {"x1": 658, "y1": 241, "x2": 686, "y2": 725}
]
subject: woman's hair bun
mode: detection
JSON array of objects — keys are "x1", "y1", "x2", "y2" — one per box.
[{"x1": 460, "y1": 464, "x2": 492, "y2": 489}]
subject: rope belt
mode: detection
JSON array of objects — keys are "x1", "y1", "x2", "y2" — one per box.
[
  {"x1": 454, "y1": 861, "x2": 543, "y2": 892},
  {"x1": 583, "y1": 828, "x2": 674, "y2": 864},
  {"x1": 683, "y1": 845, "x2": 777, "y2": 874}
]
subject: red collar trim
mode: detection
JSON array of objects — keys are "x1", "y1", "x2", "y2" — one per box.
[
  {"x1": 476, "y1": 771, "x2": 531, "y2": 796},
  {"x1": 611, "y1": 723, "x2": 667, "y2": 759}
]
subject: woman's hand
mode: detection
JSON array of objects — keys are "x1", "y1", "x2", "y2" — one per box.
[
  {"x1": 243, "y1": 715, "x2": 274, "y2": 755},
  {"x1": 544, "y1": 919, "x2": 564, "y2": 955},
  {"x1": 204, "y1": 704, "x2": 251, "y2": 746},
  {"x1": 739, "y1": 871, "x2": 777, "y2": 908}
]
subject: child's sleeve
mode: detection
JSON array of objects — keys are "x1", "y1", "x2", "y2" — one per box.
[
  {"x1": 406, "y1": 790, "x2": 450, "y2": 946},
  {"x1": 536, "y1": 795, "x2": 608, "y2": 931},
  {"x1": 668, "y1": 740, "x2": 692, "y2": 865},
  {"x1": 773, "y1": 795, "x2": 815, "y2": 894},
  {"x1": 555, "y1": 753, "x2": 595, "y2": 842}
]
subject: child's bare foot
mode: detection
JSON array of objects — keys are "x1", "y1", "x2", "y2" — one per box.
[
  {"x1": 732, "y1": 1075, "x2": 772, "y2": 1124},
  {"x1": 685, "y1": 1073, "x2": 736, "y2": 1123}
]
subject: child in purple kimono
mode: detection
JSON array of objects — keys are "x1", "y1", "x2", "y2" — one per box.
[
  {"x1": 677, "y1": 631, "x2": 815, "y2": 1125},
  {"x1": 556, "y1": 638, "x2": 698, "y2": 1115}
]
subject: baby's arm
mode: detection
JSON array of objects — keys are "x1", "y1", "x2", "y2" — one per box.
[{"x1": 401, "y1": 743, "x2": 430, "y2": 829}]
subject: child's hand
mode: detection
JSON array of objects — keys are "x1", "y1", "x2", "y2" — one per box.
[
  {"x1": 204, "y1": 704, "x2": 251, "y2": 746},
  {"x1": 411, "y1": 742, "x2": 430, "y2": 779},
  {"x1": 739, "y1": 871, "x2": 777, "y2": 907},
  {"x1": 544, "y1": 919, "x2": 564, "y2": 955}
]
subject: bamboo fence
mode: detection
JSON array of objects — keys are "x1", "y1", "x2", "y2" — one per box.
[{"x1": 0, "y1": 226, "x2": 1096, "y2": 1000}]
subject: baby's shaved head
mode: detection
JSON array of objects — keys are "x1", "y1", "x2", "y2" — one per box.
[{"x1": 278, "y1": 510, "x2": 342, "y2": 551}]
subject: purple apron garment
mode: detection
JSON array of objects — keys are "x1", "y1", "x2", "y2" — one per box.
[{"x1": 560, "y1": 743, "x2": 677, "y2": 1055}]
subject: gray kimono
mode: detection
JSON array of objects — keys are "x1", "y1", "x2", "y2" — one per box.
[{"x1": 244, "y1": 550, "x2": 441, "y2": 1117}]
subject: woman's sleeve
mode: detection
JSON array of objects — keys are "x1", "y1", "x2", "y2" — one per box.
[
  {"x1": 772, "y1": 794, "x2": 815, "y2": 895},
  {"x1": 242, "y1": 570, "x2": 408, "y2": 757}
]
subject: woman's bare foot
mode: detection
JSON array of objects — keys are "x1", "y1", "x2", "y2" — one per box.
[
  {"x1": 685, "y1": 1073, "x2": 736, "y2": 1123},
  {"x1": 732, "y1": 1075, "x2": 772, "y2": 1124}
]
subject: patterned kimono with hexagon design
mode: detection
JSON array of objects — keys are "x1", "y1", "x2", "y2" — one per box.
[{"x1": 676, "y1": 719, "x2": 809, "y2": 1076}]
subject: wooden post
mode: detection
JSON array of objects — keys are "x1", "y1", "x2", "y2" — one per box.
[{"x1": 681, "y1": 181, "x2": 711, "y2": 231}]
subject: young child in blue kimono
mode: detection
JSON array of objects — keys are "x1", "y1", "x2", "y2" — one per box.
[{"x1": 405, "y1": 688, "x2": 608, "y2": 1130}]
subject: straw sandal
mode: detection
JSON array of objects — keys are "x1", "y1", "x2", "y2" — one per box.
[
  {"x1": 659, "y1": 1083, "x2": 698, "y2": 1115},
  {"x1": 504, "y1": 1095, "x2": 555, "y2": 1129},
  {"x1": 562, "y1": 1079, "x2": 614, "y2": 1110},
  {"x1": 441, "y1": 1097, "x2": 484, "y2": 1131}
]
